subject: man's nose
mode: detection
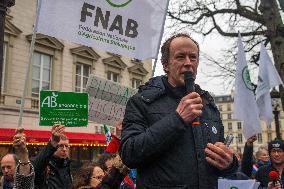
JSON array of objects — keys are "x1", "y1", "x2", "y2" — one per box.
[{"x1": 184, "y1": 56, "x2": 193, "y2": 65}]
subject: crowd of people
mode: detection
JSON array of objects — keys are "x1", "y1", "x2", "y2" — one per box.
[
  {"x1": 0, "y1": 33, "x2": 283, "y2": 189},
  {"x1": 0, "y1": 123, "x2": 131, "y2": 189}
]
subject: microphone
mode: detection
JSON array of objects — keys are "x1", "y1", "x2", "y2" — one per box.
[
  {"x1": 184, "y1": 71, "x2": 200, "y2": 125},
  {"x1": 184, "y1": 71, "x2": 195, "y2": 93},
  {"x1": 269, "y1": 171, "x2": 279, "y2": 186}
]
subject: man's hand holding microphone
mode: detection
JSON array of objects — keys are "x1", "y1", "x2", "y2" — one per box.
[{"x1": 176, "y1": 71, "x2": 234, "y2": 170}]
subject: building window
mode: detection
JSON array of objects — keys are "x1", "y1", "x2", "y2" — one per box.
[
  {"x1": 132, "y1": 78, "x2": 142, "y2": 89},
  {"x1": 32, "y1": 52, "x2": 52, "y2": 97},
  {"x1": 228, "y1": 122, "x2": 232, "y2": 131},
  {"x1": 237, "y1": 122, "x2": 242, "y2": 130},
  {"x1": 107, "y1": 71, "x2": 119, "y2": 83},
  {"x1": 257, "y1": 133, "x2": 263, "y2": 143},
  {"x1": 218, "y1": 105, "x2": 223, "y2": 111},
  {"x1": 227, "y1": 104, "x2": 231, "y2": 111},
  {"x1": 227, "y1": 113, "x2": 232, "y2": 119},
  {"x1": 1, "y1": 43, "x2": 7, "y2": 93},
  {"x1": 268, "y1": 124, "x2": 272, "y2": 129},
  {"x1": 268, "y1": 133, "x2": 272, "y2": 141},
  {"x1": 75, "y1": 63, "x2": 90, "y2": 92},
  {"x1": 237, "y1": 133, "x2": 243, "y2": 144}
]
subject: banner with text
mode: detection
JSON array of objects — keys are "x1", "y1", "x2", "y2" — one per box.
[
  {"x1": 37, "y1": 0, "x2": 169, "y2": 60},
  {"x1": 86, "y1": 75, "x2": 137, "y2": 125},
  {"x1": 40, "y1": 91, "x2": 88, "y2": 127}
]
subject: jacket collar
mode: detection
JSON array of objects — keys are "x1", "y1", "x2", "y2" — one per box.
[{"x1": 139, "y1": 75, "x2": 216, "y2": 108}]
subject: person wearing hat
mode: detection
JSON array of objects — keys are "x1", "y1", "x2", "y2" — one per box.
[{"x1": 255, "y1": 139, "x2": 284, "y2": 188}]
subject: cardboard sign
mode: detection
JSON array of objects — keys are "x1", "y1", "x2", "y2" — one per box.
[{"x1": 86, "y1": 75, "x2": 137, "y2": 125}]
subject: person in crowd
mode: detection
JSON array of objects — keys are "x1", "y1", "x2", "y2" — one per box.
[
  {"x1": 0, "y1": 154, "x2": 18, "y2": 189},
  {"x1": 102, "y1": 121, "x2": 135, "y2": 189},
  {"x1": 98, "y1": 153, "x2": 114, "y2": 174},
  {"x1": 255, "y1": 139, "x2": 284, "y2": 188},
  {"x1": 71, "y1": 162, "x2": 105, "y2": 189},
  {"x1": 240, "y1": 135, "x2": 257, "y2": 177},
  {"x1": 119, "y1": 33, "x2": 238, "y2": 189},
  {"x1": 32, "y1": 124, "x2": 72, "y2": 189},
  {"x1": 72, "y1": 155, "x2": 129, "y2": 189},
  {"x1": 252, "y1": 146, "x2": 270, "y2": 178},
  {"x1": 12, "y1": 128, "x2": 35, "y2": 189}
]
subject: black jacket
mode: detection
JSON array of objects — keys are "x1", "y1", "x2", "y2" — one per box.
[
  {"x1": 119, "y1": 76, "x2": 238, "y2": 189},
  {"x1": 241, "y1": 143, "x2": 254, "y2": 178},
  {"x1": 255, "y1": 164, "x2": 284, "y2": 187},
  {"x1": 32, "y1": 141, "x2": 72, "y2": 189}
]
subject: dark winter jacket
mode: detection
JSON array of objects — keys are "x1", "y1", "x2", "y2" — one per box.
[
  {"x1": 119, "y1": 76, "x2": 238, "y2": 189},
  {"x1": 32, "y1": 141, "x2": 72, "y2": 189},
  {"x1": 241, "y1": 142, "x2": 254, "y2": 177},
  {"x1": 255, "y1": 164, "x2": 284, "y2": 187}
]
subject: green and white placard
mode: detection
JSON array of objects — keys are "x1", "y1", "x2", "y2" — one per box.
[{"x1": 40, "y1": 91, "x2": 88, "y2": 126}]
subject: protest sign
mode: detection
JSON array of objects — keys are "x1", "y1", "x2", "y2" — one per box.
[
  {"x1": 86, "y1": 75, "x2": 137, "y2": 125},
  {"x1": 40, "y1": 91, "x2": 88, "y2": 126}
]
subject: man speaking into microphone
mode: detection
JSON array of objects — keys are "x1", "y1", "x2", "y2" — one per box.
[{"x1": 119, "y1": 33, "x2": 238, "y2": 189}]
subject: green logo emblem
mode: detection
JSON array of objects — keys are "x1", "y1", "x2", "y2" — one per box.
[
  {"x1": 106, "y1": 0, "x2": 132, "y2": 8},
  {"x1": 242, "y1": 66, "x2": 254, "y2": 91},
  {"x1": 230, "y1": 187, "x2": 238, "y2": 189}
]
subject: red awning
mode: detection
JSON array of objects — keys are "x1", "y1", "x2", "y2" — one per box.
[{"x1": 0, "y1": 128, "x2": 106, "y2": 144}]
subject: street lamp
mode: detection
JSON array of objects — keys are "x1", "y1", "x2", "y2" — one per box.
[
  {"x1": 270, "y1": 88, "x2": 282, "y2": 140},
  {"x1": 0, "y1": 0, "x2": 15, "y2": 95}
]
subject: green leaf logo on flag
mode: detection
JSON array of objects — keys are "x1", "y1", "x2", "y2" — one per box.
[
  {"x1": 105, "y1": 0, "x2": 132, "y2": 8},
  {"x1": 103, "y1": 124, "x2": 112, "y2": 145}
]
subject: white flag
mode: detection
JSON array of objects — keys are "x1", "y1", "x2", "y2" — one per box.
[
  {"x1": 256, "y1": 43, "x2": 283, "y2": 125},
  {"x1": 233, "y1": 34, "x2": 261, "y2": 139},
  {"x1": 37, "y1": 0, "x2": 169, "y2": 60},
  {"x1": 218, "y1": 179, "x2": 260, "y2": 189}
]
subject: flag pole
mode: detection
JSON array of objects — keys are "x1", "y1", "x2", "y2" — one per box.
[
  {"x1": 17, "y1": 0, "x2": 41, "y2": 128},
  {"x1": 151, "y1": 0, "x2": 170, "y2": 77}
]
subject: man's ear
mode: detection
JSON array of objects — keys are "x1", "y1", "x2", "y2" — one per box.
[{"x1": 163, "y1": 63, "x2": 169, "y2": 73}]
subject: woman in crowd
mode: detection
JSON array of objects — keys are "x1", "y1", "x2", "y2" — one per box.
[
  {"x1": 251, "y1": 146, "x2": 270, "y2": 178},
  {"x1": 72, "y1": 162, "x2": 105, "y2": 189},
  {"x1": 72, "y1": 154, "x2": 129, "y2": 189}
]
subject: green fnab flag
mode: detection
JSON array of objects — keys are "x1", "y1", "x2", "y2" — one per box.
[{"x1": 40, "y1": 91, "x2": 88, "y2": 127}]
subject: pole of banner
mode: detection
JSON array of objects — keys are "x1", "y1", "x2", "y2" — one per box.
[
  {"x1": 17, "y1": 0, "x2": 40, "y2": 128},
  {"x1": 151, "y1": 0, "x2": 170, "y2": 77},
  {"x1": 151, "y1": 58, "x2": 158, "y2": 77}
]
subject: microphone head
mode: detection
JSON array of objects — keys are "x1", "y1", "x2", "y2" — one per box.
[
  {"x1": 269, "y1": 171, "x2": 279, "y2": 180},
  {"x1": 184, "y1": 71, "x2": 194, "y2": 81}
]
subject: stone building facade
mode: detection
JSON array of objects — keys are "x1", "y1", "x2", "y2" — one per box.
[{"x1": 0, "y1": 0, "x2": 152, "y2": 161}]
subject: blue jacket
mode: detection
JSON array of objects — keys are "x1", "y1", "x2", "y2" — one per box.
[{"x1": 119, "y1": 76, "x2": 238, "y2": 189}]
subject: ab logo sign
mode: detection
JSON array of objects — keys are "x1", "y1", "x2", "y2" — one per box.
[{"x1": 106, "y1": 0, "x2": 132, "y2": 7}]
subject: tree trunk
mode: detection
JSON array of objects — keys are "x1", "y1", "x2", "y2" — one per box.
[{"x1": 260, "y1": 0, "x2": 284, "y2": 110}]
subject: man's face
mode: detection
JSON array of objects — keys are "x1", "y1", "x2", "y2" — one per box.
[
  {"x1": 54, "y1": 139, "x2": 70, "y2": 159},
  {"x1": 163, "y1": 37, "x2": 199, "y2": 87},
  {"x1": 1, "y1": 154, "x2": 16, "y2": 182},
  {"x1": 270, "y1": 148, "x2": 284, "y2": 165}
]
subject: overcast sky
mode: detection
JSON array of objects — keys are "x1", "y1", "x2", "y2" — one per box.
[{"x1": 153, "y1": 3, "x2": 284, "y2": 96}]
